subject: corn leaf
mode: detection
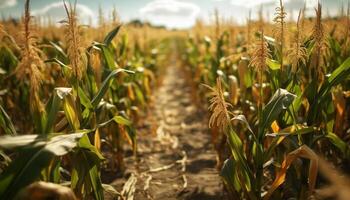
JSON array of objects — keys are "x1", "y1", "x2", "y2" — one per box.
[
  {"x1": 44, "y1": 87, "x2": 73, "y2": 134},
  {"x1": 259, "y1": 89, "x2": 296, "y2": 140},
  {"x1": 263, "y1": 145, "x2": 318, "y2": 200},
  {"x1": 56, "y1": 88, "x2": 80, "y2": 131},
  {"x1": 265, "y1": 125, "x2": 317, "y2": 161},
  {"x1": 101, "y1": 45, "x2": 117, "y2": 69},
  {"x1": 266, "y1": 58, "x2": 281, "y2": 70},
  {"x1": 308, "y1": 57, "x2": 350, "y2": 123},
  {"x1": 103, "y1": 24, "x2": 122, "y2": 46},
  {"x1": 49, "y1": 41, "x2": 68, "y2": 59},
  {"x1": 327, "y1": 133, "x2": 350, "y2": 157},
  {"x1": 227, "y1": 128, "x2": 253, "y2": 192},
  {"x1": 113, "y1": 115, "x2": 132, "y2": 126},
  {"x1": 0, "y1": 132, "x2": 86, "y2": 199},
  {"x1": 0, "y1": 105, "x2": 16, "y2": 135},
  {"x1": 220, "y1": 158, "x2": 241, "y2": 192},
  {"x1": 71, "y1": 134, "x2": 104, "y2": 200},
  {"x1": 132, "y1": 83, "x2": 145, "y2": 106},
  {"x1": 231, "y1": 114, "x2": 256, "y2": 142},
  {"x1": 91, "y1": 69, "x2": 134, "y2": 108},
  {"x1": 0, "y1": 46, "x2": 18, "y2": 72}
]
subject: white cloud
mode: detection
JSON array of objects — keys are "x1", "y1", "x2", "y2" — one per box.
[
  {"x1": 32, "y1": 2, "x2": 95, "y2": 25},
  {"x1": 226, "y1": 0, "x2": 318, "y2": 9},
  {"x1": 139, "y1": 0, "x2": 200, "y2": 29},
  {"x1": 229, "y1": 0, "x2": 275, "y2": 7},
  {"x1": 0, "y1": 0, "x2": 17, "y2": 8},
  {"x1": 222, "y1": 0, "x2": 331, "y2": 22}
]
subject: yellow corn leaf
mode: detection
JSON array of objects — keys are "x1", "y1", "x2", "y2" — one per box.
[
  {"x1": 275, "y1": 124, "x2": 311, "y2": 145},
  {"x1": 271, "y1": 121, "x2": 280, "y2": 133},
  {"x1": 143, "y1": 68, "x2": 155, "y2": 82},
  {"x1": 94, "y1": 128, "x2": 101, "y2": 151},
  {"x1": 119, "y1": 125, "x2": 133, "y2": 148},
  {"x1": 252, "y1": 85, "x2": 260, "y2": 105},
  {"x1": 263, "y1": 145, "x2": 319, "y2": 200},
  {"x1": 332, "y1": 88, "x2": 346, "y2": 137},
  {"x1": 237, "y1": 59, "x2": 248, "y2": 92},
  {"x1": 127, "y1": 84, "x2": 135, "y2": 101},
  {"x1": 143, "y1": 77, "x2": 151, "y2": 96},
  {"x1": 63, "y1": 96, "x2": 80, "y2": 131},
  {"x1": 229, "y1": 75, "x2": 239, "y2": 105}
]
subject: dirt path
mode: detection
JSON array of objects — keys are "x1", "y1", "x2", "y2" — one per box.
[{"x1": 112, "y1": 54, "x2": 228, "y2": 200}]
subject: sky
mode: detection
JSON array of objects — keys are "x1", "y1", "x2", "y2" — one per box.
[{"x1": 0, "y1": 0, "x2": 347, "y2": 29}]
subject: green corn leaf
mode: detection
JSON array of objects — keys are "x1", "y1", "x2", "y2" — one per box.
[
  {"x1": 45, "y1": 58, "x2": 72, "y2": 78},
  {"x1": 259, "y1": 89, "x2": 296, "y2": 140},
  {"x1": 266, "y1": 58, "x2": 281, "y2": 70},
  {"x1": 0, "y1": 105, "x2": 16, "y2": 135},
  {"x1": 97, "y1": 115, "x2": 132, "y2": 129},
  {"x1": 320, "y1": 58, "x2": 350, "y2": 89},
  {"x1": 231, "y1": 114, "x2": 256, "y2": 142},
  {"x1": 91, "y1": 69, "x2": 134, "y2": 108},
  {"x1": 0, "y1": 132, "x2": 86, "y2": 199},
  {"x1": 113, "y1": 115, "x2": 132, "y2": 126},
  {"x1": 101, "y1": 45, "x2": 117, "y2": 69},
  {"x1": 0, "y1": 148, "x2": 52, "y2": 199},
  {"x1": 325, "y1": 132, "x2": 350, "y2": 157},
  {"x1": 226, "y1": 128, "x2": 253, "y2": 192},
  {"x1": 92, "y1": 42, "x2": 117, "y2": 70},
  {"x1": 125, "y1": 126, "x2": 137, "y2": 152},
  {"x1": 308, "y1": 57, "x2": 350, "y2": 123},
  {"x1": 49, "y1": 159, "x2": 61, "y2": 183},
  {"x1": 78, "y1": 134, "x2": 104, "y2": 159},
  {"x1": 71, "y1": 134, "x2": 104, "y2": 200},
  {"x1": 265, "y1": 126, "x2": 317, "y2": 161},
  {"x1": 77, "y1": 87, "x2": 94, "y2": 120},
  {"x1": 44, "y1": 87, "x2": 72, "y2": 134},
  {"x1": 0, "y1": 46, "x2": 18, "y2": 72},
  {"x1": 0, "y1": 135, "x2": 41, "y2": 149},
  {"x1": 118, "y1": 34, "x2": 128, "y2": 58},
  {"x1": 103, "y1": 24, "x2": 122, "y2": 46},
  {"x1": 0, "y1": 132, "x2": 87, "y2": 154},
  {"x1": 49, "y1": 41, "x2": 68, "y2": 59},
  {"x1": 54, "y1": 87, "x2": 80, "y2": 131},
  {"x1": 319, "y1": 57, "x2": 350, "y2": 98},
  {"x1": 132, "y1": 83, "x2": 145, "y2": 106},
  {"x1": 45, "y1": 58, "x2": 70, "y2": 69},
  {"x1": 220, "y1": 158, "x2": 241, "y2": 192},
  {"x1": 88, "y1": 165, "x2": 104, "y2": 200},
  {"x1": 78, "y1": 87, "x2": 93, "y2": 110},
  {"x1": 284, "y1": 85, "x2": 302, "y2": 124}
]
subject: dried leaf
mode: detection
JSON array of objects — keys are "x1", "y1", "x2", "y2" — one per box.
[{"x1": 264, "y1": 145, "x2": 319, "y2": 200}]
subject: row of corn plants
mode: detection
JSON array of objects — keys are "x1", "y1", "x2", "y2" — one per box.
[
  {"x1": 0, "y1": 0, "x2": 166, "y2": 199},
  {"x1": 181, "y1": 1, "x2": 350, "y2": 199}
]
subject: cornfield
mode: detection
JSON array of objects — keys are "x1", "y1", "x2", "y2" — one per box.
[{"x1": 0, "y1": 0, "x2": 349, "y2": 199}]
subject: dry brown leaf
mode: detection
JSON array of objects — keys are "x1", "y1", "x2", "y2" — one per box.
[
  {"x1": 263, "y1": 145, "x2": 319, "y2": 200},
  {"x1": 332, "y1": 88, "x2": 346, "y2": 137}
]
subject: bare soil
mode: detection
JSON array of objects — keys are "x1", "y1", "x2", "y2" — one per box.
[{"x1": 108, "y1": 63, "x2": 228, "y2": 200}]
